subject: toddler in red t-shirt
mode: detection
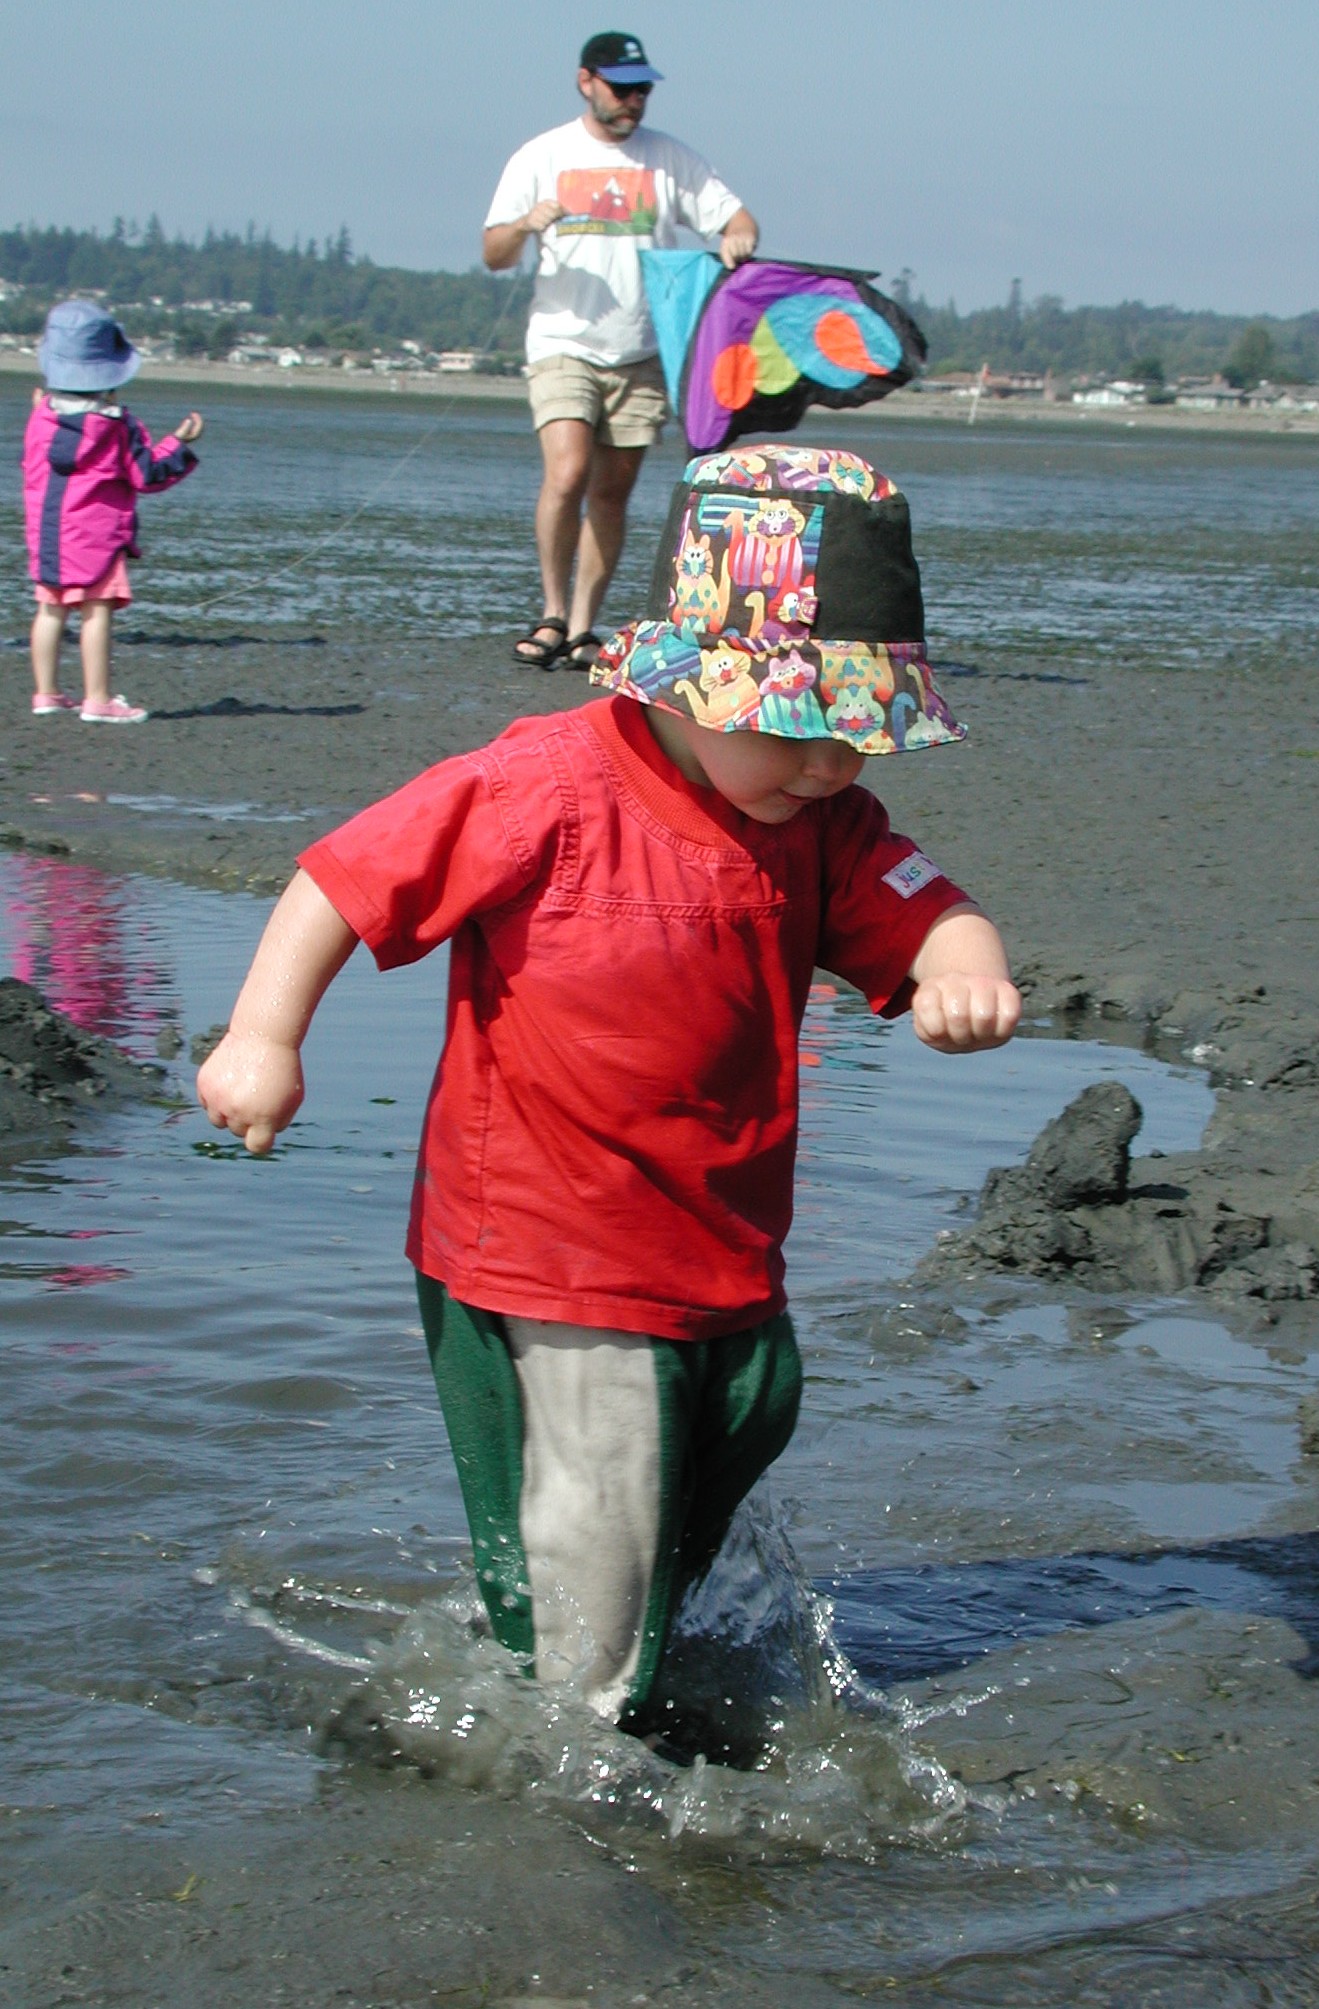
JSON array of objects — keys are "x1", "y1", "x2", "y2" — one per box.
[{"x1": 197, "y1": 443, "x2": 1020, "y2": 1732}]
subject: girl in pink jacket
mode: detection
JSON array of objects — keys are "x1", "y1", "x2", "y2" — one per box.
[{"x1": 23, "y1": 299, "x2": 202, "y2": 723}]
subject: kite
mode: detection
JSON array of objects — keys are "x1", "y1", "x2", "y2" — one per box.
[{"x1": 641, "y1": 251, "x2": 927, "y2": 454}]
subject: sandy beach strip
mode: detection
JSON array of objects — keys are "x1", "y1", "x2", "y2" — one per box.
[{"x1": 2, "y1": 347, "x2": 1317, "y2": 434}]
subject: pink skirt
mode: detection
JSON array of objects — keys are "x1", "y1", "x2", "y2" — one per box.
[{"x1": 35, "y1": 553, "x2": 133, "y2": 608}]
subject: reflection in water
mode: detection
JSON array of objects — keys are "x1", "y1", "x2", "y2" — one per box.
[
  {"x1": 3, "y1": 854, "x2": 176, "y2": 1046},
  {"x1": 830, "y1": 1529, "x2": 1319, "y2": 1687},
  {"x1": 44, "y1": 1262, "x2": 135, "y2": 1291}
]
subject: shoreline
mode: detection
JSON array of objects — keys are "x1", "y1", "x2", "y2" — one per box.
[
  {"x1": 0, "y1": 348, "x2": 528, "y2": 404},
  {"x1": 2, "y1": 348, "x2": 1316, "y2": 434}
]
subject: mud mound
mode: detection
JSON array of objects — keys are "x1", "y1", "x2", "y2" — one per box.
[
  {"x1": 923, "y1": 1081, "x2": 1319, "y2": 1303},
  {"x1": 0, "y1": 978, "x2": 161, "y2": 1157}
]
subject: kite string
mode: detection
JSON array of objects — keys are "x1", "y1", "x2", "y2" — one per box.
[{"x1": 194, "y1": 279, "x2": 527, "y2": 617}]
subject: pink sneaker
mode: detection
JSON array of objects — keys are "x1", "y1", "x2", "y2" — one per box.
[
  {"x1": 80, "y1": 694, "x2": 149, "y2": 724},
  {"x1": 31, "y1": 692, "x2": 79, "y2": 716}
]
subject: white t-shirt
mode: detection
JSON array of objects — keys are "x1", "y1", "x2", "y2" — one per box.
[{"x1": 485, "y1": 119, "x2": 743, "y2": 367}]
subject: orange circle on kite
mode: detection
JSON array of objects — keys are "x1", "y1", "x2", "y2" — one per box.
[
  {"x1": 710, "y1": 343, "x2": 758, "y2": 410},
  {"x1": 815, "y1": 309, "x2": 880, "y2": 374}
]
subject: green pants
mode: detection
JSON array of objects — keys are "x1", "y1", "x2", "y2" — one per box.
[{"x1": 416, "y1": 1274, "x2": 801, "y2": 1722}]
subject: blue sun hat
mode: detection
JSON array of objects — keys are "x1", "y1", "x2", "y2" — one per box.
[
  {"x1": 590, "y1": 443, "x2": 966, "y2": 754},
  {"x1": 38, "y1": 298, "x2": 141, "y2": 393}
]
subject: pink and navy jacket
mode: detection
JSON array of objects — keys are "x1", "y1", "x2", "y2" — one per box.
[{"x1": 22, "y1": 396, "x2": 197, "y2": 590}]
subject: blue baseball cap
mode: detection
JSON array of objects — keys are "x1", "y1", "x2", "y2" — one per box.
[
  {"x1": 580, "y1": 31, "x2": 663, "y2": 84},
  {"x1": 38, "y1": 298, "x2": 140, "y2": 393}
]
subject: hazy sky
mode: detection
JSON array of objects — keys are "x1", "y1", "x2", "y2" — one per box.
[{"x1": 2, "y1": 0, "x2": 1315, "y2": 316}]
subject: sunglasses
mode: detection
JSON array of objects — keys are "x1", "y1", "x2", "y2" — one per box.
[{"x1": 596, "y1": 75, "x2": 652, "y2": 100}]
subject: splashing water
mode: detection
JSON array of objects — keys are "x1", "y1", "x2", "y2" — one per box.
[{"x1": 304, "y1": 1496, "x2": 970, "y2": 1861}]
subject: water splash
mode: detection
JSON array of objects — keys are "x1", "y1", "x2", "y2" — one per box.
[{"x1": 310, "y1": 1498, "x2": 969, "y2": 1859}]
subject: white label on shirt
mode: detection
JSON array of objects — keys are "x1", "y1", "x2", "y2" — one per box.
[{"x1": 883, "y1": 851, "x2": 944, "y2": 900}]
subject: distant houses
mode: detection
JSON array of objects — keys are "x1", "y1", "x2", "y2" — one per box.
[
  {"x1": 1073, "y1": 379, "x2": 1146, "y2": 406},
  {"x1": 1254, "y1": 382, "x2": 1319, "y2": 411},
  {"x1": 1174, "y1": 379, "x2": 1246, "y2": 410},
  {"x1": 913, "y1": 368, "x2": 1319, "y2": 414},
  {"x1": 1168, "y1": 377, "x2": 1318, "y2": 412},
  {"x1": 217, "y1": 337, "x2": 480, "y2": 375}
]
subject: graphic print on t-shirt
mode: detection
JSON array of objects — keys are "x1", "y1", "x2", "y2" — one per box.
[{"x1": 556, "y1": 168, "x2": 658, "y2": 236}]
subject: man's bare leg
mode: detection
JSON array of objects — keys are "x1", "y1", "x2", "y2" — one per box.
[
  {"x1": 567, "y1": 443, "x2": 647, "y2": 649},
  {"x1": 516, "y1": 418, "x2": 595, "y2": 664}
]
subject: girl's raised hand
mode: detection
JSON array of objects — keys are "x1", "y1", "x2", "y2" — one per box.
[{"x1": 176, "y1": 412, "x2": 204, "y2": 443}]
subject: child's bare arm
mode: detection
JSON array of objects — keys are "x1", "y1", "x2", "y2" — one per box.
[
  {"x1": 908, "y1": 903, "x2": 1021, "y2": 1054},
  {"x1": 196, "y1": 869, "x2": 359, "y2": 1154}
]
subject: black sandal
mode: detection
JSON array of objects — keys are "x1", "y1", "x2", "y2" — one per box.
[
  {"x1": 563, "y1": 631, "x2": 602, "y2": 671},
  {"x1": 512, "y1": 616, "x2": 569, "y2": 670}
]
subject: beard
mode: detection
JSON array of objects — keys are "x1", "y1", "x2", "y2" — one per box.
[{"x1": 586, "y1": 82, "x2": 644, "y2": 137}]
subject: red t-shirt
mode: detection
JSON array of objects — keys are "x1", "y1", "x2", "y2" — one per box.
[{"x1": 300, "y1": 696, "x2": 968, "y2": 1340}]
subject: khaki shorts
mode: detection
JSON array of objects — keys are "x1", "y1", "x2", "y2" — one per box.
[{"x1": 526, "y1": 352, "x2": 669, "y2": 447}]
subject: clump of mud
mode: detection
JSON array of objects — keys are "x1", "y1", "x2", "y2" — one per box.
[
  {"x1": 923, "y1": 1080, "x2": 1319, "y2": 1302},
  {"x1": 0, "y1": 977, "x2": 160, "y2": 1157}
]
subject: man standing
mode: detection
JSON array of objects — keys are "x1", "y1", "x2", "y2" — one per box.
[{"x1": 484, "y1": 31, "x2": 758, "y2": 670}]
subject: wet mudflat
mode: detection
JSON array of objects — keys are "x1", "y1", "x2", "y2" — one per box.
[
  {"x1": 0, "y1": 384, "x2": 1318, "y2": 2002},
  {"x1": 1, "y1": 856, "x2": 1317, "y2": 2007}
]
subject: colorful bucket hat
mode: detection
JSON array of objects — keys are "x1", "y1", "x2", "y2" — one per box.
[
  {"x1": 38, "y1": 298, "x2": 141, "y2": 393},
  {"x1": 591, "y1": 444, "x2": 965, "y2": 755}
]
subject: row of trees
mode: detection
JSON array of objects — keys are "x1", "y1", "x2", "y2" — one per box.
[
  {"x1": 0, "y1": 220, "x2": 531, "y2": 361},
  {"x1": 1, "y1": 223, "x2": 1315, "y2": 386},
  {"x1": 890, "y1": 274, "x2": 1319, "y2": 387}
]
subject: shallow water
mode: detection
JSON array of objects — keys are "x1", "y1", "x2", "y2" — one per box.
[
  {"x1": 4, "y1": 851, "x2": 1319, "y2": 2001},
  {"x1": 3, "y1": 377, "x2": 1317, "y2": 679}
]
